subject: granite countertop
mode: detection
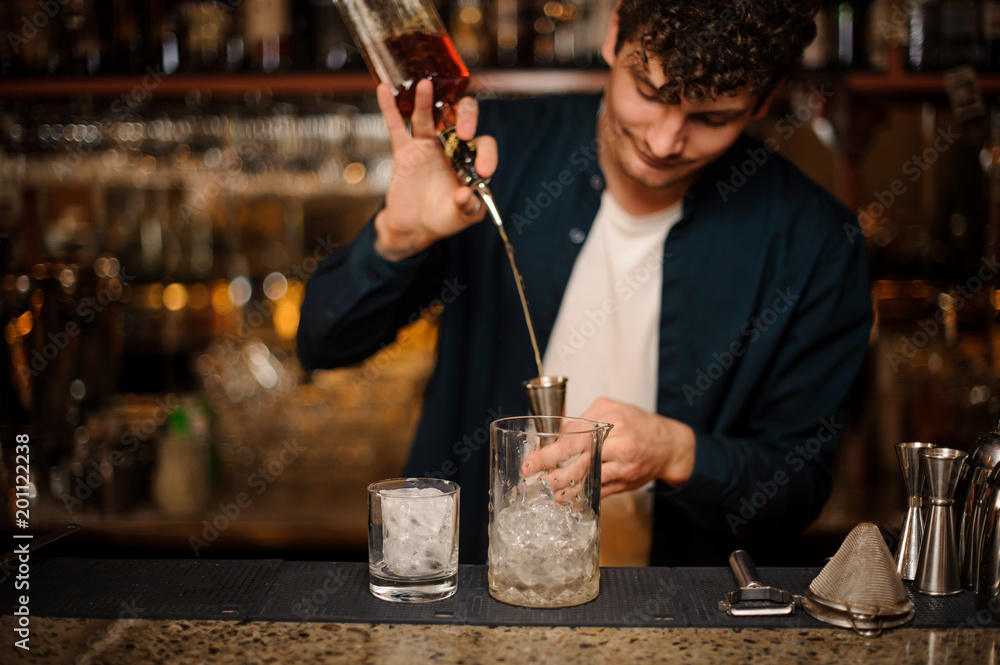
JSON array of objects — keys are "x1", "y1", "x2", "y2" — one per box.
[{"x1": 2, "y1": 617, "x2": 998, "y2": 664}]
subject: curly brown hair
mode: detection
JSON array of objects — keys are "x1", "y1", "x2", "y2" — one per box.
[{"x1": 615, "y1": 0, "x2": 820, "y2": 105}]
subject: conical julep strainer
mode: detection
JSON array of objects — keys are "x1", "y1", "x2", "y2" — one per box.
[{"x1": 802, "y1": 522, "x2": 915, "y2": 636}]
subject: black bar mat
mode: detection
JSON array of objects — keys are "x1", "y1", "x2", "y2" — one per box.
[
  {"x1": 904, "y1": 582, "x2": 989, "y2": 629},
  {"x1": 675, "y1": 567, "x2": 987, "y2": 629},
  {"x1": 1, "y1": 558, "x2": 282, "y2": 621},
  {"x1": 251, "y1": 562, "x2": 688, "y2": 627},
  {"x1": 250, "y1": 562, "x2": 474, "y2": 625}
]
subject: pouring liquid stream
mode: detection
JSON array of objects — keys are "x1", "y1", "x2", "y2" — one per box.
[{"x1": 476, "y1": 183, "x2": 545, "y2": 379}]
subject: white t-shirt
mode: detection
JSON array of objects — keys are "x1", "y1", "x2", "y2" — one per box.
[{"x1": 543, "y1": 190, "x2": 681, "y2": 565}]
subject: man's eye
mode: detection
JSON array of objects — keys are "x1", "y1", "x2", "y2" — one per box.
[
  {"x1": 697, "y1": 116, "x2": 728, "y2": 127},
  {"x1": 636, "y1": 84, "x2": 659, "y2": 100}
]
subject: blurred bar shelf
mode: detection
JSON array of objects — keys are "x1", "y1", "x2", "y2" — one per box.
[
  {"x1": 0, "y1": 70, "x2": 610, "y2": 100},
  {"x1": 845, "y1": 71, "x2": 1000, "y2": 96}
]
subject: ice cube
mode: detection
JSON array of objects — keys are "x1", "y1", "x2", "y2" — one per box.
[{"x1": 381, "y1": 486, "x2": 456, "y2": 578}]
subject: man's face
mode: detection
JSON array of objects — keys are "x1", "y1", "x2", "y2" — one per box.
[{"x1": 598, "y1": 35, "x2": 767, "y2": 210}]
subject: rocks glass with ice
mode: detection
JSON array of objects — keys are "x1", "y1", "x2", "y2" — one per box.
[
  {"x1": 368, "y1": 478, "x2": 460, "y2": 602},
  {"x1": 488, "y1": 416, "x2": 612, "y2": 608}
]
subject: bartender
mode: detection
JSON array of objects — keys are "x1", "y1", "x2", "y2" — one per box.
[{"x1": 297, "y1": 0, "x2": 872, "y2": 566}]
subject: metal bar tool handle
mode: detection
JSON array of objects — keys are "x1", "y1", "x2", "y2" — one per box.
[{"x1": 730, "y1": 549, "x2": 763, "y2": 589}]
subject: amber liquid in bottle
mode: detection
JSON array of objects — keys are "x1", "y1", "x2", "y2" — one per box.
[{"x1": 382, "y1": 31, "x2": 470, "y2": 123}]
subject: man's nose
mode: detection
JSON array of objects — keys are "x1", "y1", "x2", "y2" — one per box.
[{"x1": 646, "y1": 111, "x2": 686, "y2": 158}]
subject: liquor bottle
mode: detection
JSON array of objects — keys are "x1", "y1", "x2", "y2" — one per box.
[
  {"x1": 868, "y1": 0, "x2": 909, "y2": 71},
  {"x1": 831, "y1": 1, "x2": 857, "y2": 69},
  {"x1": 6, "y1": 0, "x2": 61, "y2": 75},
  {"x1": 451, "y1": 0, "x2": 491, "y2": 67},
  {"x1": 908, "y1": 0, "x2": 939, "y2": 71},
  {"x1": 311, "y1": 0, "x2": 360, "y2": 70},
  {"x1": 533, "y1": 0, "x2": 556, "y2": 66},
  {"x1": 538, "y1": 0, "x2": 587, "y2": 67},
  {"x1": 334, "y1": 0, "x2": 485, "y2": 188},
  {"x1": 99, "y1": 0, "x2": 146, "y2": 73},
  {"x1": 986, "y1": 1, "x2": 1000, "y2": 70},
  {"x1": 940, "y1": 0, "x2": 982, "y2": 69},
  {"x1": 243, "y1": 0, "x2": 291, "y2": 72},
  {"x1": 494, "y1": 0, "x2": 528, "y2": 66},
  {"x1": 178, "y1": 0, "x2": 234, "y2": 72},
  {"x1": 60, "y1": 0, "x2": 102, "y2": 75}
]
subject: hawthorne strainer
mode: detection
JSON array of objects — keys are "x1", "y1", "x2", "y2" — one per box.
[{"x1": 802, "y1": 522, "x2": 915, "y2": 636}]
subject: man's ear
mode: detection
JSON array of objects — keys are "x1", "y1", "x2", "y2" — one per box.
[
  {"x1": 752, "y1": 90, "x2": 777, "y2": 120},
  {"x1": 600, "y1": 0, "x2": 623, "y2": 66}
]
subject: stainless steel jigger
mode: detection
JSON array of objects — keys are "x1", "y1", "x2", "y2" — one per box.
[
  {"x1": 894, "y1": 442, "x2": 936, "y2": 580},
  {"x1": 522, "y1": 376, "x2": 567, "y2": 432},
  {"x1": 914, "y1": 447, "x2": 968, "y2": 595}
]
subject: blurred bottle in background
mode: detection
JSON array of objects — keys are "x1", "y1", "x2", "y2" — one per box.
[
  {"x1": 939, "y1": 0, "x2": 982, "y2": 69},
  {"x1": 177, "y1": 0, "x2": 235, "y2": 72},
  {"x1": 243, "y1": 0, "x2": 291, "y2": 73},
  {"x1": 986, "y1": 0, "x2": 1000, "y2": 70},
  {"x1": 869, "y1": 0, "x2": 908, "y2": 72},
  {"x1": 451, "y1": 0, "x2": 491, "y2": 68}
]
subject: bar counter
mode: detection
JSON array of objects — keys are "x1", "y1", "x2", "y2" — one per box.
[
  {"x1": 4, "y1": 618, "x2": 999, "y2": 664},
  {"x1": 2, "y1": 559, "x2": 998, "y2": 664}
]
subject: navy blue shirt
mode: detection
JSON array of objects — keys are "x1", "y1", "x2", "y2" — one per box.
[{"x1": 297, "y1": 94, "x2": 873, "y2": 565}]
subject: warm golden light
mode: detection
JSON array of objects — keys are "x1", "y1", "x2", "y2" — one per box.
[
  {"x1": 273, "y1": 300, "x2": 300, "y2": 341},
  {"x1": 163, "y1": 283, "x2": 189, "y2": 311},
  {"x1": 212, "y1": 282, "x2": 234, "y2": 315},
  {"x1": 15, "y1": 311, "x2": 33, "y2": 336},
  {"x1": 343, "y1": 161, "x2": 367, "y2": 185}
]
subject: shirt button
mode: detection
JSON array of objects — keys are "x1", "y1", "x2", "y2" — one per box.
[
  {"x1": 590, "y1": 174, "x2": 604, "y2": 190},
  {"x1": 569, "y1": 228, "x2": 586, "y2": 244}
]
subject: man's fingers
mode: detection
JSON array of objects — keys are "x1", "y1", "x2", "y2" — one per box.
[
  {"x1": 473, "y1": 135, "x2": 498, "y2": 180},
  {"x1": 376, "y1": 83, "x2": 410, "y2": 145},
  {"x1": 454, "y1": 96, "x2": 479, "y2": 141},
  {"x1": 455, "y1": 187, "x2": 484, "y2": 219},
  {"x1": 410, "y1": 79, "x2": 437, "y2": 137},
  {"x1": 541, "y1": 452, "x2": 592, "y2": 492},
  {"x1": 522, "y1": 436, "x2": 590, "y2": 477}
]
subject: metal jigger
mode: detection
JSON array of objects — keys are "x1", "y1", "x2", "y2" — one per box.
[
  {"x1": 913, "y1": 447, "x2": 968, "y2": 595},
  {"x1": 522, "y1": 376, "x2": 567, "y2": 432},
  {"x1": 895, "y1": 442, "x2": 936, "y2": 581}
]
